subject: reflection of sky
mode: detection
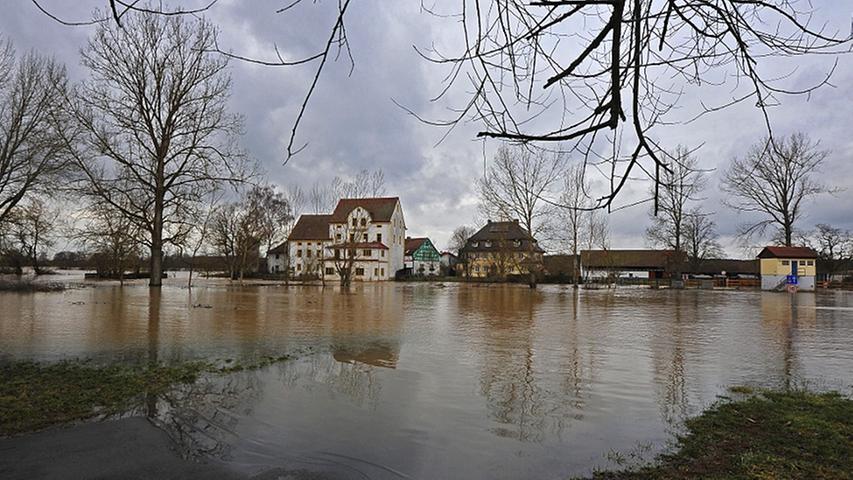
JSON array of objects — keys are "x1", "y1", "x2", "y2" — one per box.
[
  {"x1": 12, "y1": 281, "x2": 851, "y2": 478},
  {"x1": 2, "y1": 2, "x2": 852, "y2": 254}
]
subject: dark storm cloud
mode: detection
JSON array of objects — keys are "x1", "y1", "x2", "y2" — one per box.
[{"x1": 2, "y1": 1, "x2": 851, "y2": 254}]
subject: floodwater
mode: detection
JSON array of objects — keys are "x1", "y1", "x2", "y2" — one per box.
[{"x1": 2, "y1": 272, "x2": 853, "y2": 479}]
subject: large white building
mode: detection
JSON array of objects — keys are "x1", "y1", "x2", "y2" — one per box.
[{"x1": 269, "y1": 197, "x2": 406, "y2": 281}]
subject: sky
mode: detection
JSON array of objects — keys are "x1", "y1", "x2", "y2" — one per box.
[{"x1": 2, "y1": 1, "x2": 852, "y2": 258}]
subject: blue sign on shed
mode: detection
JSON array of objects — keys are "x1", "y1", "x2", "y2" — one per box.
[{"x1": 786, "y1": 275, "x2": 798, "y2": 285}]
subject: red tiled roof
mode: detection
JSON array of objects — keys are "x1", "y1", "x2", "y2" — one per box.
[
  {"x1": 329, "y1": 241, "x2": 389, "y2": 250},
  {"x1": 757, "y1": 246, "x2": 817, "y2": 259},
  {"x1": 287, "y1": 214, "x2": 331, "y2": 241},
  {"x1": 404, "y1": 237, "x2": 427, "y2": 255},
  {"x1": 329, "y1": 197, "x2": 399, "y2": 223}
]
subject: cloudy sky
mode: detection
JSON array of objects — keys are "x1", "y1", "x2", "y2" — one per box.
[{"x1": 3, "y1": 1, "x2": 852, "y2": 258}]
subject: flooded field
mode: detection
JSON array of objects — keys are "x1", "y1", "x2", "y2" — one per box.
[{"x1": 2, "y1": 272, "x2": 852, "y2": 479}]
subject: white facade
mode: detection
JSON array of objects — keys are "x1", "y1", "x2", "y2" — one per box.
[
  {"x1": 289, "y1": 239, "x2": 331, "y2": 277},
  {"x1": 323, "y1": 203, "x2": 406, "y2": 281}
]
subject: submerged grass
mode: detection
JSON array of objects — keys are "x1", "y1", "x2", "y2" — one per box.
[
  {"x1": 0, "y1": 355, "x2": 290, "y2": 436},
  {"x1": 0, "y1": 278, "x2": 65, "y2": 292},
  {"x1": 584, "y1": 388, "x2": 853, "y2": 480}
]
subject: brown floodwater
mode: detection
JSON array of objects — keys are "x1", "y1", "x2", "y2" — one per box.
[{"x1": 2, "y1": 271, "x2": 853, "y2": 479}]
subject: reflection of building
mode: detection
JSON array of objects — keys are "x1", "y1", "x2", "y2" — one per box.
[
  {"x1": 333, "y1": 341, "x2": 399, "y2": 368},
  {"x1": 404, "y1": 237, "x2": 441, "y2": 276},
  {"x1": 459, "y1": 220, "x2": 544, "y2": 278},
  {"x1": 758, "y1": 246, "x2": 817, "y2": 291}
]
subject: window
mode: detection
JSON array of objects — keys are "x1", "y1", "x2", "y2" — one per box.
[
  {"x1": 306, "y1": 250, "x2": 312, "y2": 258},
  {"x1": 275, "y1": 254, "x2": 279, "y2": 259},
  {"x1": 363, "y1": 249, "x2": 372, "y2": 257},
  {"x1": 360, "y1": 218, "x2": 367, "y2": 227},
  {"x1": 362, "y1": 233, "x2": 368, "y2": 241},
  {"x1": 380, "y1": 268, "x2": 384, "y2": 276},
  {"x1": 381, "y1": 250, "x2": 385, "y2": 257},
  {"x1": 336, "y1": 234, "x2": 341, "y2": 241},
  {"x1": 484, "y1": 241, "x2": 492, "y2": 248},
  {"x1": 355, "y1": 267, "x2": 365, "y2": 276},
  {"x1": 376, "y1": 233, "x2": 382, "y2": 242},
  {"x1": 296, "y1": 264, "x2": 301, "y2": 271},
  {"x1": 352, "y1": 218, "x2": 357, "y2": 227},
  {"x1": 296, "y1": 250, "x2": 302, "y2": 258},
  {"x1": 782, "y1": 260, "x2": 789, "y2": 265},
  {"x1": 471, "y1": 241, "x2": 479, "y2": 248},
  {"x1": 349, "y1": 233, "x2": 355, "y2": 242},
  {"x1": 334, "y1": 249, "x2": 340, "y2": 259},
  {"x1": 807, "y1": 260, "x2": 814, "y2": 266},
  {"x1": 325, "y1": 267, "x2": 334, "y2": 275},
  {"x1": 297, "y1": 242, "x2": 302, "y2": 246},
  {"x1": 374, "y1": 268, "x2": 379, "y2": 276}
]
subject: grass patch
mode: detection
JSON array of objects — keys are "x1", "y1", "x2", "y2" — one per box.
[
  {"x1": 583, "y1": 389, "x2": 853, "y2": 480},
  {"x1": 0, "y1": 355, "x2": 291, "y2": 436}
]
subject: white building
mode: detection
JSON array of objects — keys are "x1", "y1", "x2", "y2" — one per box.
[
  {"x1": 270, "y1": 197, "x2": 406, "y2": 281},
  {"x1": 324, "y1": 197, "x2": 406, "y2": 281},
  {"x1": 404, "y1": 237, "x2": 441, "y2": 276}
]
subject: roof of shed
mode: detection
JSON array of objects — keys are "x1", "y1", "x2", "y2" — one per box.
[{"x1": 757, "y1": 246, "x2": 818, "y2": 259}]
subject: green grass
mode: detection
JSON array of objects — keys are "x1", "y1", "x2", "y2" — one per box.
[
  {"x1": 0, "y1": 355, "x2": 290, "y2": 436},
  {"x1": 584, "y1": 389, "x2": 853, "y2": 480}
]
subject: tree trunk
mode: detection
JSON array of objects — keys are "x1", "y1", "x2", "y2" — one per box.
[{"x1": 150, "y1": 192, "x2": 164, "y2": 287}]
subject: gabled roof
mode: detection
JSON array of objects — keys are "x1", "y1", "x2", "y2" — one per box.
[
  {"x1": 689, "y1": 259, "x2": 759, "y2": 275},
  {"x1": 268, "y1": 242, "x2": 288, "y2": 254},
  {"x1": 580, "y1": 249, "x2": 687, "y2": 270},
  {"x1": 287, "y1": 214, "x2": 332, "y2": 241},
  {"x1": 329, "y1": 197, "x2": 400, "y2": 223},
  {"x1": 461, "y1": 220, "x2": 544, "y2": 253},
  {"x1": 405, "y1": 237, "x2": 428, "y2": 255},
  {"x1": 757, "y1": 246, "x2": 818, "y2": 259}
]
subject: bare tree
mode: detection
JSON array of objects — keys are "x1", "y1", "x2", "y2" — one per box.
[
  {"x1": 74, "y1": 198, "x2": 143, "y2": 284},
  {"x1": 65, "y1": 12, "x2": 250, "y2": 287},
  {"x1": 723, "y1": 133, "x2": 832, "y2": 247},
  {"x1": 479, "y1": 145, "x2": 562, "y2": 240},
  {"x1": 209, "y1": 201, "x2": 262, "y2": 282},
  {"x1": 332, "y1": 168, "x2": 386, "y2": 199},
  {"x1": 448, "y1": 225, "x2": 477, "y2": 254},
  {"x1": 683, "y1": 209, "x2": 723, "y2": 272},
  {"x1": 247, "y1": 184, "x2": 294, "y2": 261},
  {"x1": 4, "y1": 198, "x2": 60, "y2": 274},
  {"x1": 559, "y1": 163, "x2": 601, "y2": 286},
  {"x1": 420, "y1": 1, "x2": 850, "y2": 211},
  {"x1": 811, "y1": 223, "x2": 851, "y2": 280},
  {"x1": 0, "y1": 37, "x2": 71, "y2": 224},
  {"x1": 645, "y1": 147, "x2": 706, "y2": 253},
  {"x1": 330, "y1": 218, "x2": 369, "y2": 288}
]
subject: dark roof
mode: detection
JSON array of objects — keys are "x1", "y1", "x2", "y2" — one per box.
[
  {"x1": 689, "y1": 259, "x2": 759, "y2": 275},
  {"x1": 581, "y1": 249, "x2": 687, "y2": 270},
  {"x1": 461, "y1": 220, "x2": 544, "y2": 253},
  {"x1": 757, "y1": 246, "x2": 818, "y2": 259},
  {"x1": 329, "y1": 197, "x2": 400, "y2": 223},
  {"x1": 329, "y1": 241, "x2": 388, "y2": 250},
  {"x1": 288, "y1": 214, "x2": 331, "y2": 241},
  {"x1": 268, "y1": 242, "x2": 288, "y2": 254},
  {"x1": 405, "y1": 237, "x2": 427, "y2": 255}
]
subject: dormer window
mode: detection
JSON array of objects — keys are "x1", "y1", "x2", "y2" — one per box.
[
  {"x1": 471, "y1": 241, "x2": 479, "y2": 248},
  {"x1": 484, "y1": 241, "x2": 492, "y2": 248},
  {"x1": 513, "y1": 240, "x2": 522, "y2": 247}
]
